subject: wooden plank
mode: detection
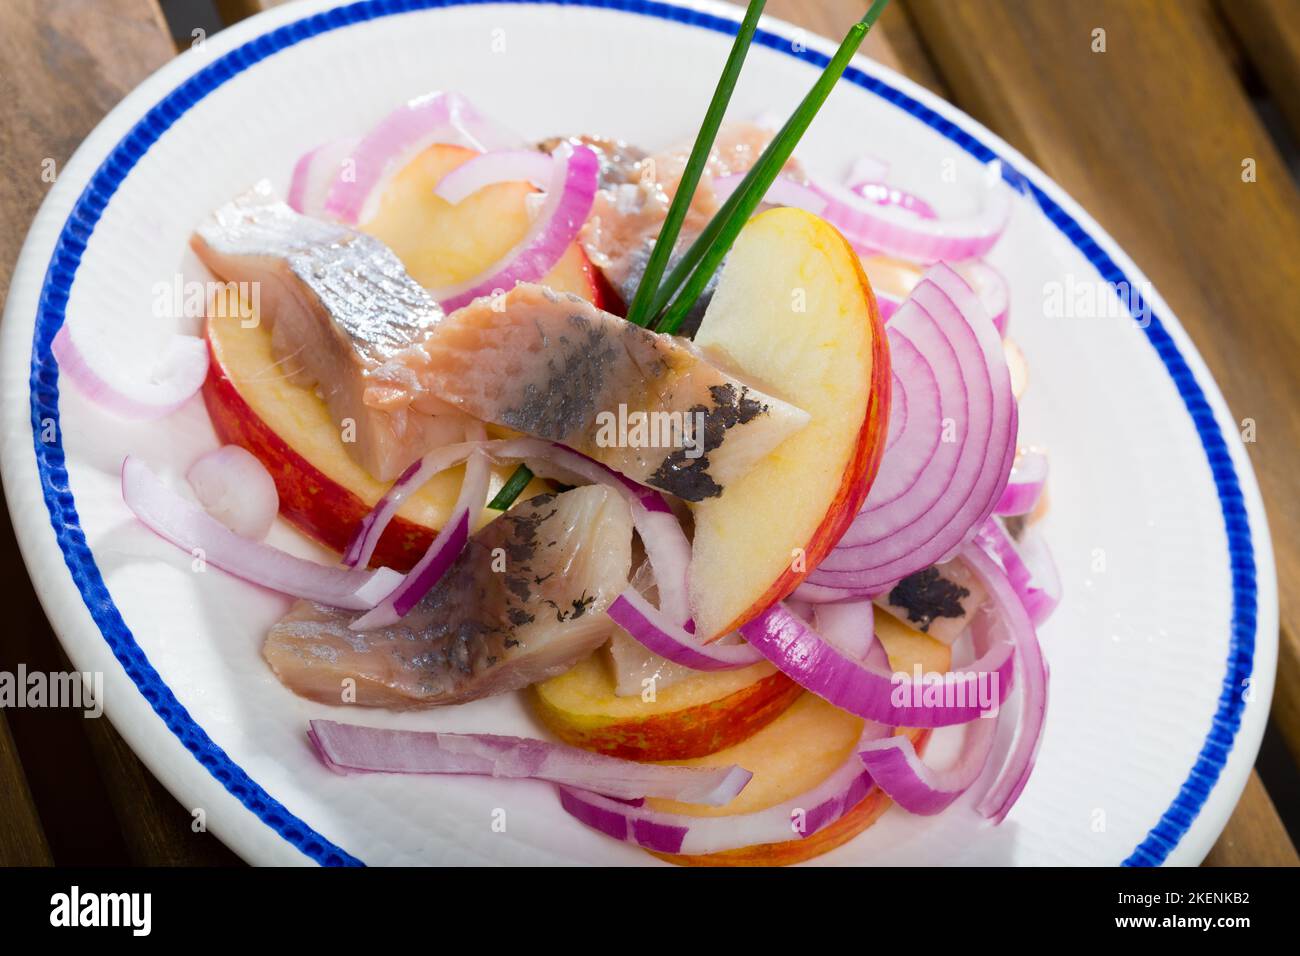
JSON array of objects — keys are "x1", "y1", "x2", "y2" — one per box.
[
  {"x1": 1202, "y1": 769, "x2": 1299, "y2": 866},
  {"x1": 214, "y1": 0, "x2": 287, "y2": 25},
  {"x1": 83, "y1": 716, "x2": 242, "y2": 866},
  {"x1": 0, "y1": 713, "x2": 51, "y2": 866},
  {"x1": 0, "y1": 0, "x2": 243, "y2": 866},
  {"x1": 1219, "y1": 0, "x2": 1300, "y2": 142},
  {"x1": 905, "y1": 0, "x2": 1300, "y2": 863}
]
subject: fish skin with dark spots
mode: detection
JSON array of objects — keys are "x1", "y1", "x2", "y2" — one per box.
[
  {"x1": 418, "y1": 283, "x2": 809, "y2": 501},
  {"x1": 263, "y1": 486, "x2": 632, "y2": 708},
  {"x1": 191, "y1": 181, "x2": 465, "y2": 482}
]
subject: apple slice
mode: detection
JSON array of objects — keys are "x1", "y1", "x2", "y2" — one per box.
[
  {"x1": 688, "y1": 207, "x2": 889, "y2": 639},
  {"x1": 361, "y1": 142, "x2": 601, "y2": 302},
  {"x1": 648, "y1": 617, "x2": 948, "y2": 867},
  {"x1": 202, "y1": 143, "x2": 599, "y2": 568},
  {"x1": 531, "y1": 650, "x2": 799, "y2": 761}
]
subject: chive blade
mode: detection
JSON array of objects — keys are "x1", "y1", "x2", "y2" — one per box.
[
  {"x1": 624, "y1": 0, "x2": 767, "y2": 328},
  {"x1": 487, "y1": 463, "x2": 534, "y2": 510},
  {"x1": 653, "y1": 0, "x2": 891, "y2": 335}
]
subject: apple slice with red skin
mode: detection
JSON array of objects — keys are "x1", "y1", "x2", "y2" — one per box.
[
  {"x1": 687, "y1": 207, "x2": 890, "y2": 640},
  {"x1": 202, "y1": 143, "x2": 599, "y2": 569},
  {"x1": 532, "y1": 652, "x2": 800, "y2": 761}
]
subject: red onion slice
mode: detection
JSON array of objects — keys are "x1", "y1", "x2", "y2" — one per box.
[
  {"x1": 558, "y1": 720, "x2": 892, "y2": 855},
  {"x1": 817, "y1": 300, "x2": 982, "y2": 563},
  {"x1": 53, "y1": 324, "x2": 207, "y2": 421},
  {"x1": 324, "y1": 91, "x2": 520, "y2": 224},
  {"x1": 349, "y1": 448, "x2": 492, "y2": 630},
  {"x1": 994, "y1": 448, "x2": 1048, "y2": 517},
  {"x1": 309, "y1": 720, "x2": 750, "y2": 806},
  {"x1": 812, "y1": 600, "x2": 877, "y2": 661},
  {"x1": 859, "y1": 713, "x2": 998, "y2": 815},
  {"x1": 962, "y1": 542, "x2": 1048, "y2": 823},
  {"x1": 607, "y1": 588, "x2": 762, "y2": 671},
  {"x1": 862, "y1": 332, "x2": 943, "y2": 508},
  {"x1": 808, "y1": 264, "x2": 1015, "y2": 592},
  {"x1": 186, "y1": 445, "x2": 279, "y2": 540},
  {"x1": 341, "y1": 440, "x2": 485, "y2": 569},
  {"x1": 813, "y1": 170, "x2": 1013, "y2": 263},
  {"x1": 121, "y1": 457, "x2": 397, "y2": 609},
  {"x1": 288, "y1": 138, "x2": 358, "y2": 217},
  {"x1": 433, "y1": 149, "x2": 556, "y2": 204},
  {"x1": 430, "y1": 143, "x2": 600, "y2": 312},
  {"x1": 849, "y1": 181, "x2": 938, "y2": 220},
  {"x1": 738, "y1": 602, "x2": 1012, "y2": 728},
  {"x1": 976, "y1": 518, "x2": 1061, "y2": 627}
]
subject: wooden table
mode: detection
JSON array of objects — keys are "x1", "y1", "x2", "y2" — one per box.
[{"x1": 0, "y1": 0, "x2": 1295, "y2": 867}]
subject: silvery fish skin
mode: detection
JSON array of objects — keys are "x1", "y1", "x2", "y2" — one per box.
[
  {"x1": 579, "y1": 122, "x2": 798, "y2": 332},
  {"x1": 191, "y1": 181, "x2": 463, "y2": 481},
  {"x1": 416, "y1": 283, "x2": 810, "y2": 502},
  {"x1": 264, "y1": 486, "x2": 633, "y2": 709}
]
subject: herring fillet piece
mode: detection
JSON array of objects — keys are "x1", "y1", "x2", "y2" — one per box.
[
  {"x1": 191, "y1": 181, "x2": 461, "y2": 481},
  {"x1": 417, "y1": 283, "x2": 810, "y2": 502},
  {"x1": 264, "y1": 486, "x2": 633, "y2": 708},
  {"x1": 579, "y1": 122, "x2": 798, "y2": 334}
]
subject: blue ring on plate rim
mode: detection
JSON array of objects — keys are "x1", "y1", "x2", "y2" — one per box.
[{"x1": 27, "y1": 0, "x2": 1257, "y2": 867}]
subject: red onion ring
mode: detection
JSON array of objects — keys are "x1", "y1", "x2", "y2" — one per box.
[
  {"x1": 858, "y1": 711, "x2": 998, "y2": 815},
  {"x1": 808, "y1": 265, "x2": 1015, "y2": 592},
  {"x1": 994, "y1": 448, "x2": 1048, "y2": 517},
  {"x1": 186, "y1": 445, "x2": 279, "y2": 540},
  {"x1": 607, "y1": 588, "x2": 762, "y2": 671},
  {"x1": 341, "y1": 440, "x2": 485, "y2": 569},
  {"x1": 975, "y1": 518, "x2": 1061, "y2": 627},
  {"x1": 121, "y1": 457, "x2": 398, "y2": 610},
  {"x1": 812, "y1": 600, "x2": 877, "y2": 661},
  {"x1": 430, "y1": 143, "x2": 600, "y2": 312},
  {"x1": 738, "y1": 602, "x2": 1012, "y2": 728},
  {"x1": 53, "y1": 324, "x2": 207, "y2": 421},
  {"x1": 812, "y1": 170, "x2": 1013, "y2": 263},
  {"x1": 558, "y1": 719, "x2": 892, "y2": 855},
  {"x1": 309, "y1": 720, "x2": 751, "y2": 806},
  {"x1": 849, "y1": 181, "x2": 938, "y2": 220},
  {"x1": 432, "y1": 149, "x2": 556, "y2": 204},
  {"x1": 962, "y1": 541, "x2": 1048, "y2": 823},
  {"x1": 349, "y1": 448, "x2": 491, "y2": 630},
  {"x1": 288, "y1": 138, "x2": 358, "y2": 218},
  {"x1": 323, "y1": 91, "x2": 521, "y2": 224}
]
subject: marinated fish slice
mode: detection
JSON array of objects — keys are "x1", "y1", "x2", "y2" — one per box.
[
  {"x1": 417, "y1": 283, "x2": 810, "y2": 502},
  {"x1": 264, "y1": 486, "x2": 633, "y2": 708},
  {"x1": 580, "y1": 122, "x2": 797, "y2": 330},
  {"x1": 192, "y1": 181, "x2": 461, "y2": 481}
]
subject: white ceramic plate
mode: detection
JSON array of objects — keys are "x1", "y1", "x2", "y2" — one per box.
[{"x1": 0, "y1": 0, "x2": 1277, "y2": 866}]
